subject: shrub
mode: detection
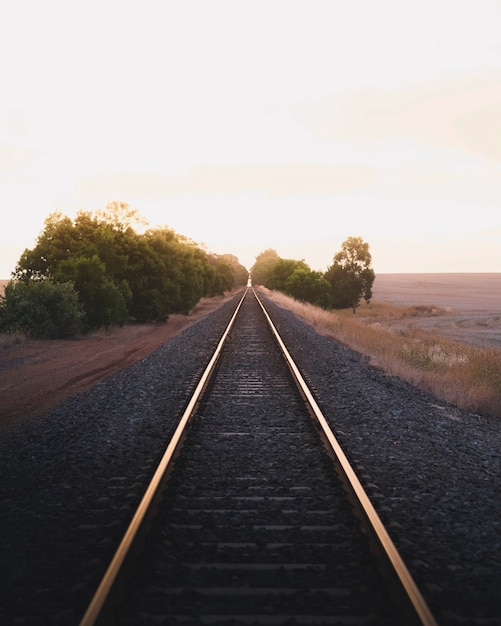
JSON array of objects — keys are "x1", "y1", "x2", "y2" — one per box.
[
  {"x1": 284, "y1": 268, "x2": 333, "y2": 309},
  {"x1": 0, "y1": 280, "x2": 84, "y2": 338}
]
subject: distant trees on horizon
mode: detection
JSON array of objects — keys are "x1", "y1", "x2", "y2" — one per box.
[
  {"x1": 0, "y1": 200, "x2": 375, "y2": 338},
  {"x1": 250, "y1": 236, "x2": 375, "y2": 314}
]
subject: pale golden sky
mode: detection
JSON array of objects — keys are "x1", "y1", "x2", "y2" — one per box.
[{"x1": 1, "y1": 0, "x2": 500, "y2": 276}]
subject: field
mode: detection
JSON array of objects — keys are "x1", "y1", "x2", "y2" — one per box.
[
  {"x1": 373, "y1": 273, "x2": 500, "y2": 311},
  {"x1": 372, "y1": 273, "x2": 501, "y2": 349}
]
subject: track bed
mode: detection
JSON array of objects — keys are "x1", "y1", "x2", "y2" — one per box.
[{"x1": 113, "y1": 292, "x2": 402, "y2": 624}]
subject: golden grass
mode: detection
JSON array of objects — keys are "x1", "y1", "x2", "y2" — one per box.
[{"x1": 261, "y1": 288, "x2": 501, "y2": 419}]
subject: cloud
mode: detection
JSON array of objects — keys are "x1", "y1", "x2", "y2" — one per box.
[
  {"x1": 77, "y1": 163, "x2": 378, "y2": 199},
  {"x1": 313, "y1": 74, "x2": 501, "y2": 161}
]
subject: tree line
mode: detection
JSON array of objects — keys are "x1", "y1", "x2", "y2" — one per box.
[
  {"x1": 250, "y1": 236, "x2": 375, "y2": 313},
  {"x1": 0, "y1": 202, "x2": 248, "y2": 338},
  {"x1": 0, "y1": 202, "x2": 375, "y2": 338}
]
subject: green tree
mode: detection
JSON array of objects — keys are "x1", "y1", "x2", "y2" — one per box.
[
  {"x1": 176, "y1": 245, "x2": 208, "y2": 313},
  {"x1": 10, "y1": 202, "x2": 248, "y2": 335},
  {"x1": 324, "y1": 236, "x2": 375, "y2": 313},
  {"x1": 55, "y1": 255, "x2": 129, "y2": 328},
  {"x1": 122, "y1": 235, "x2": 170, "y2": 322},
  {"x1": 218, "y1": 254, "x2": 248, "y2": 288},
  {"x1": 144, "y1": 227, "x2": 185, "y2": 313},
  {"x1": 14, "y1": 212, "x2": 79, "y2": 281},
  {"x1": 267, "y1": 258, "x2": 309, "y2": 292},
  {"x1": 73, "y1": 210, "x2": 130, "y2": 279},
  {"x1": 285, "y1": 268, "x2": 333, "y2": 309},
  {"x1": 204, "y1": 255, "x2": 233, "y2": 296},
  {"x1": 250, "y1": 249, "x2": 279, "y2": 286}
]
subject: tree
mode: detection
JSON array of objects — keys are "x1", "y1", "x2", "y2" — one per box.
[
  {"x1": 14, "y1": 212, "x2": 79, "y2": 281},
  {"x1": 217, "y1": 254, "x2": 249, "y2": 288},
  {"x1": 284, "y1": 268, "x2": 333, "y2": 309},
  {"x1": 10, "y1": 202, "x2": 248, "y2": 335},
  {"x1": 55, "y1": 255, "x2": 129, "y2": 328},
  {"x1": 204, "y1": 255, "x2": 234, "y2": 296},
  {"x1": 121, "y1": 235, "x2": 171, "y2": 321},
  {"x1": 267, "y1": 258, "x2": 310, "y2": 292},
  {"x1": 324, "y1": 236, "x2": 375, "y2": 313},
  {"x1": 95, "y1": 200, "x2": 148, "y2": 232},
  {"x1": 250, "y1": 249, "x2": 279, "y2": 286}
]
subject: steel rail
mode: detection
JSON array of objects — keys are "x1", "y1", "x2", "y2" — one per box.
[
  {"x1": 79, "y1": 288, "x2": 248, "y2": 626},
  {"x1": 253, "y1": 288, "x2": 438, "y2": 626}
]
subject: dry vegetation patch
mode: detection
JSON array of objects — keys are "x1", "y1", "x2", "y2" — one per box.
[{"x1": 262, "y1": 288, "x2": 501, "y2": 419}]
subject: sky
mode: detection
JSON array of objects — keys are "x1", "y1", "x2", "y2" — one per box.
[{"x1": 1, "y1": 0, "x2": 500, "y2": 277}]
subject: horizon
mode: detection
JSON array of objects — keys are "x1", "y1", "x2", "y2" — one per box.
[
  {"x1": 3, "y1": 271, "x2": 501, "y2": 283},
  {"x1": 1, "y1": 1, "x2": 500, "y2": 277}
]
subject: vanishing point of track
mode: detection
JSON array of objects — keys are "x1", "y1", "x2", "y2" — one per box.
[{"x1": 80, "y1": 288, "x2": 438, "y2": 625}]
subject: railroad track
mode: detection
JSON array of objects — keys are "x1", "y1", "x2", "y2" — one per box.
[{"x1": 80, "y1": 288, "x2": 437, "y2": 625}]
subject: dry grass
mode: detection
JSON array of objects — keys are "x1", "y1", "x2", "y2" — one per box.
[{"x1": 261, "y1": 288, "x2": 501, "y2": 419}]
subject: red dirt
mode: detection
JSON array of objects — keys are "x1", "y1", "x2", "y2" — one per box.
[{"x1": 0, "y1": 292, "x2": 238, "y2": 433}]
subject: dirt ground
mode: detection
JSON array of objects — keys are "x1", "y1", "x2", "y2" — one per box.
[{"x1": 0, "y1": 290, "x2": 239, "y2": 432}]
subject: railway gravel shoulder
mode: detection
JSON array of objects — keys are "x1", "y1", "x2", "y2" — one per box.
[
  {"x1": 257, "y1": 290, "x2": 501, "y2": 625},
  {"x1": 0, "y1": 293, "x2": 244, "y2": 625}
]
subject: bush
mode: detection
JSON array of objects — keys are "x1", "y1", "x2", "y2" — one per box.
[
  {"x1": 0, "y1": 280, "x2": 85, "y2": 338},
  {"x1": 284, "y1": 268, "x2": 333, "y2": 309}
]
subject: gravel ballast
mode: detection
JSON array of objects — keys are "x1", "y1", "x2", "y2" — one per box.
[{"x1": 0, "y1": 289, "x2": 499, "y2": 625}]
